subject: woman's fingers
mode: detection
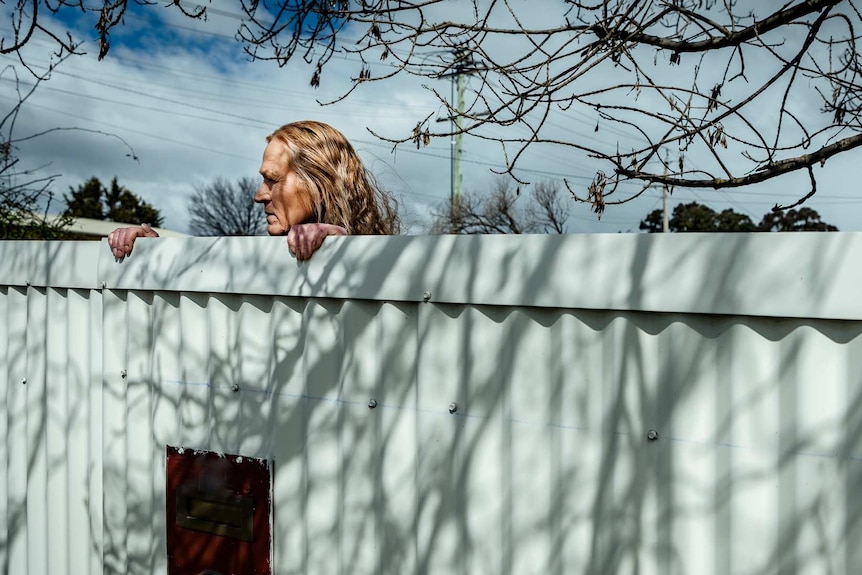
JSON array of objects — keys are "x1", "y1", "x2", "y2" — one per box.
[{"x1": 107, "y1": 226, "x2": 151, "y2": 261}]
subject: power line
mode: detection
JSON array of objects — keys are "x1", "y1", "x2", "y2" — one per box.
[
  {"x1": 0, "y1": 93, "x2": 258, "y2": 161},
  {"x1": 5, "y1": 37, "x2": 852, "y2": 213},
  {"x1": 0, "y1": 52, "x2": 437, "y2": 121},
  {"x1": 0, "y1": 77, "x2": 267, "y2": 128}
]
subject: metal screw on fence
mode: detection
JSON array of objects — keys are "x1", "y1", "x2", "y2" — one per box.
[
  {"x1": 448, "y1": 402, "x2": 458, "y2": 414},
  {"x1": 25, "y1": 280, "x2": 31, "y2": 287},
  {"x1": 231, "y1": 384, "x2": 240, "y2": 393},
  {"x1": 101, "y1": 281, "x2": 107, "y2": 289},
  {"x1": 21, "y1": 378, "x2": 26, "y2": 385},
  {"x1": 647, "y1": 429, "x2": 659, "y2": 441},
  {"x1": 121, "y1": 370, "x2": 127, "y2": 379},
  {"x1": 422, "y1": 291, "x2": 432, "y2": 302},
  {"x1": 368, "y1": 399, "x2": 378, "y2": 409}
]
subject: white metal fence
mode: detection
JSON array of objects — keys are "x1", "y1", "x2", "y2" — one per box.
[{"x1": 2, "y1": 233, "x2": 862, "y2": 575}]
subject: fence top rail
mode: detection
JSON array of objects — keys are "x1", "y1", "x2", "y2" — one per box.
[{"x1": 1, "y1": 232, "x2": 861, "y2": 321}]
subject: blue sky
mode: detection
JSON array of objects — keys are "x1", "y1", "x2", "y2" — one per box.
[{"x1": 3, "y1": 1, "x2": 860, "y2": 234}]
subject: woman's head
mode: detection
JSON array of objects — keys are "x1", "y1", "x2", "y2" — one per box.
[{"x1": 255, "y1": 121, "x2": 399, "y2": 236}]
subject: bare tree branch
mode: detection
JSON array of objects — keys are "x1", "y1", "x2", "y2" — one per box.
[
  {"x1": 591, "y1": 0, "x2": 843, "y2": 54},
  {"x1": 187, "y1": 177, "x2": 266, "y2": 236},
  {"x1": 431, "y1": 177, "x2": 570, "y2": 234},
  {"x1": 617, "y1": 132, "x2": 862, "y2": 188},
  {"x1": 6, "y1": 0, "x2": 862, "y2": 214},
  {"x1": 1, "y1": 54, "x2": 138, "y2": 238}
]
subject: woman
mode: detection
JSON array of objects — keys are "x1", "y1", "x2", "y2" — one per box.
[{"x1": 108, "y1": 121, "x2": 399, "y2": 261}]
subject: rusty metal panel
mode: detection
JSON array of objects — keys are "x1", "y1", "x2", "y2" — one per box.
[{"x1": 165, "y1": 446, "x2": 272, "y2": 575}]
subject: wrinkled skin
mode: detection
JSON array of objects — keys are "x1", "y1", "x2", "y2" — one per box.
[
  {"x1": 107, "y1": 219, "x2": 346, "y2": 263},
  {"x1": 286, "y1": 222, "x2": 347, "y2": 261},
  {"x1": 107, "y1": 222, "x2": 159, "y2": 261},
  {"x1": 107, "y1": 139, "x2": 347, "y2": 262},
  {"x1": 254, "y1": 138, "x2": 347, "y2": 260}
]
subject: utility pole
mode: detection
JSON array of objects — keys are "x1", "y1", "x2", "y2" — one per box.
[
  {"x1": 662, "y1": 181, "x2": 670, "y2": 233},
  {"x1": 453, "y1": 66, "x2": 466, "y2": 223},
  {"x1": 438, "y1": 48, "x2": 476, "y2": 229},
  {"x1": 662, "y1": 149, "x2": 672, "y2": 233}
]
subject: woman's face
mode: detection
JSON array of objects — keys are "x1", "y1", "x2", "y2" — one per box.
[{"x1": 254, "y1": 138, "x2": 314, "y2": 236}]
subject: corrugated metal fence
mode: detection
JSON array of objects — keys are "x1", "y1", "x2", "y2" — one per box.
[{"x1": 2, "y1": 233, "x2": 862, "y2": 574}]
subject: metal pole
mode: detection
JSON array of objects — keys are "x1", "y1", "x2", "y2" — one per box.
[
  {"x1": 436, "y1": 47, "x2": 477, "y2": 231},
  {"x1": 453, "y1": 69, "x2": 466, "y2": 227},
  {"x1": 662, "y1": 184, "x2": 669, "y2": 233},
  {"x1": 662, "y1": 149, "x2": 670, "y2": 233},
  {"x1": 449, "y1": 70, "x2": 456, "y2": 220}
]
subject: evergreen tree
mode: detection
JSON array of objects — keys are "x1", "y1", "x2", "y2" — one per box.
[
  {"x1": 63, "y1": 177, "x2": 104, "y2": 219},
  {"x1": 757, "y1": 207, "x2": 839, "y2": 232},
  {"x1": 640, "y1": 202, "x2": 756, "y2": 233},
  {"x1": 64, "y1": 176, "x2": 164, "y2": 226},
  {"x1": 640, "y1": 202, "x2": 837, "y2": 233}
]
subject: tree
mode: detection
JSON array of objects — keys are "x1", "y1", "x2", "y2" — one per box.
[
  {"x1": 187, "y1": 177, "x2": 265, "y2": 236},
  {"x1": 62, "y1": 177, "x2": 104, "y2": 220},
  {"x1": 2, "y1": 48, "x2": 140, "y2": 239},
  {"x1": 5, "y1": 1, "x2": 861, "y2": 214},
  {"x1": 640, "y1": 202, "x2": 837, "y2": 232},
  {"x1": 103, "y1": 178, "x2": 163, "y2": 225},
  {"x1": 431, "y1": 178, "x2": 571, "y2": 234},
  {"x1": 640, "y1": 202, "x2": 756, "y2": 233},
  {"x1": 64, "y1": 177, "x2": 164, "y2": 227},
  {"x1": 2, "y1": 59, "x2": 74, "y2": 239},
  {"x1": 757, "y1": 207, "x2": 839, "y2": 232}
]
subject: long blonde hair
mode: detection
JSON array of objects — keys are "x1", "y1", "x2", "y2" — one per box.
[{"x1": 267, "y1": 121, "x2": 400, "y2": 235}]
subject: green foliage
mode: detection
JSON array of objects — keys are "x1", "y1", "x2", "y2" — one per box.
[
  {"x1": 63, "y1": 177, "x2": 104, "y2": 219},
  {"x1": 640, "y1": 202, "x2": 837, "y2": 233},
  {"x1": 64, "y1": 176, "x2": 164, "y2": 227},
  {"x1": 1, "y1": 159, "x2": 75, "y2": 239},
  {"x1": 1, "y1": 68, "x2": 75, "y2": 239},
  {"x1": 640, "y1": 202, "x2": 756, "y2": 233},
  {"x1": 0, "y1": 189, "x2": 74, "y2": 239},
  {"x1": 2, "y1": 56, "x2": 143, "y2": 240},
  {"x1": 716, "y1": 209, "x2": 757, "y2": 232},
  {"x1": 757, "y1": 207, "x2": 839, "y2": 232}
]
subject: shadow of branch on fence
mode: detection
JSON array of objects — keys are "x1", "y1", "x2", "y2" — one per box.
[{"x1": 3, "y1": 233, "x2": 862, "y2": 574}]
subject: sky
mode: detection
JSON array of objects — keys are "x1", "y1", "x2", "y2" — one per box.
[{"x1": 2, "y1": 0, "x2": 861, "y2": 235}]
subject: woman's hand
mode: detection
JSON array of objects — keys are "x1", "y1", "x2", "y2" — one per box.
[
  {"x1": 107, "y1": 223, "x2": 159, "y2": 261},
  {"x1": 287, "y1": 223, "x2": 348, "y2": 261}
]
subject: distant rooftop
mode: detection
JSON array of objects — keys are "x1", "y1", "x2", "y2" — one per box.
[{"x1": 42, "y1": 215, "x2": 188, "y2": 238}]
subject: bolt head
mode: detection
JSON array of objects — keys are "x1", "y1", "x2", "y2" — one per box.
[
  {"x1": 422, "y1": 291, "x2": 432, "y2": 302},
  {"x1": 368, "y1": 399, "x2": 378, "y2": 409},
  {"x1": 100, "y1": 281, "x2": 106, "y2": 289},
  {"x1": 21, "y1": 378, "x2": 27, "y2": 385},
  {"x1": 448, "y1": 402, "x2": 458, "y2": 414},
  {"x1": 231, "y1": 383, "x2": 240, "y2": 393},
  {"x1": 647, "y1": 429, "x2": 659, "y2": 441},
  {"x1": 120, "y1": 370, "x2": 127, "y2": 378}
]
